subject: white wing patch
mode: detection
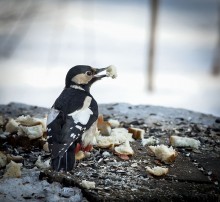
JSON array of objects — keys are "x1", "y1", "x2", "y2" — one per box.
[
  {"x1": 76, "y1": 125, "x2": 82, "y2": 130},
  {"x1": 70, "y1": 133, "x2": 76, "y2": 138},
  {"x1": 47, "y1": 108, "x2": 60, "y2": 125},
  {"x1": 68, "y1": 96, "x2": 93, "y2": 125}
]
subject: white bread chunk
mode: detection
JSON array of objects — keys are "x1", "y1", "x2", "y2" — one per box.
[
  {"x1": 81, "y1": 180, "x2": 96, "y2": 189},
  {"x1": 114, "y1": 140, "x2": 134, "y2": 156},
  {"x1": 18, "y1": 125, "x2": 44, "y2": 140},
  {"x1": 3, "y1": 161, "x2": 22, "y2": 178},
  {"x1": 96, "y1": 135, "x2": 115, "y2": 148},
  {"x1": 142, "y1": 136, "x2": 159, "y2": 146},
  {"x1": 128, "y1": 127, "x2": 145, "y2": 140},
  {"x1": 0, "y1": 151, "x2": 7, "y2": 168},
  {"x1": 149, "y1": 144, "x2": 177, "y2": 163},
  {"x1": 146, "y1": 166, "x2": 169, "y2": 176},
  {"x1": 96, "y1": 128, "x2": 133, "y2": 148},
  {"x1": 170, "y1": 135, "x2": 200, "y2": 149},
  {"x1": 111, "y1": 128, "x2": 134, "y2": 144},
  {"x1": 6, "y1": 154, "x2": 23, "y2": 163},
  {"x1": 43, "y1": 142, "x2": 50, "y2": 152},
  {"x1": 75, "y1": 151, "x2": 85, "y2": 160},
  {"x1": 108, "y1": 119, "x2": 120, "y2": 128},
  {"x1": 17, "y1": 115, "x2": 47, "y2": 132},
  {"x1": 106, "y1": 65, "x2": 117, "y2": 78},
  {"x1": 5, "y1": 119, "x2": 19, "y2": 133},
  {"x1": 35, "y1": 156, "x2": 50, "y2": 169}
]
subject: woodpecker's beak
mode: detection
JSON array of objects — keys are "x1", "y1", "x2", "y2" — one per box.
[
  {"x1": 92, "y1": 67, "x2": 107, "y2": 79},
  {"x1": 93, "y1": 67, "x2": 107, "y2": 76}
]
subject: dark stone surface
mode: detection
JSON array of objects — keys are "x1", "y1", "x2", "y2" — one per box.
[{"x1": 0, "y1": 102, "x2": 220, "y2": 201}]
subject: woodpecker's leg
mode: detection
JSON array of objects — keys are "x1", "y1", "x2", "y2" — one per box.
[
  {"x1": 65, "y1": 152, "x2": 68, "y2": 172},
  {"x1": 51, "y1": 156, "x2": 62, "y2": 171}
]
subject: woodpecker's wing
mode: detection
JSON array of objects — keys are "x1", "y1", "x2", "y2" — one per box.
[{"x1": 47, "y1": 88, "x2": 98, "y2": 171}]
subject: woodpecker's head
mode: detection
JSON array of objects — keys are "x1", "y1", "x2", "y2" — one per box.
[{"x1": 65, "y1": 65, "x2": 107, "y2": 90}]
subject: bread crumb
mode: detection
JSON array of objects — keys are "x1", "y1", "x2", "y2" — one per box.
[
  {"x1": 43, "y1": 142, "x2": 50, "y2": 152},
  {"x1": 5, "y1": 119, "x2": 19, "y2": 133},
  {"x1": 75, "y1": 151, "x2": 85, "y2": 160},
  {"x1": 142, "y1": 136, "x2": 159, "y2": 146},
  {"x1": 106, "y1": 65, "x2": 117, "y2": 78},
  {"x1": 16, "y1": 115, "x2": 47, "y2": 132},
  {"x1": 3, "y1": 161, "x2": 22, "y2": 178},
  {"x1": 149, "y1": 144, "x2": 177, "y2": 163},
  {"x1": 18, "y1": 125, "x2": 44, "y2": 140},
  {"x1": 81, "y1": 180, "x2": 95, "y2": 189},
  {"x1": 35, "y1": 156, "x2": 50, "y2": 169},
  {"x1": 108, "y1": 119, "x2": 120, "y2": 128},
  {"x1": 128, "y1": 127, "x2": 145, "y2": 140},
  {"x1": 146, "y1": 166, "x2": 169, "y2": 176},
  {"x1": 115, "y1": 140, "x2": 134, "y2": 156},
  {"x1": 170, "y1": 135, "x2": 200, "y2": 149},
  {"x1": 0, "y1": 151, "x2": 7, "y2": 168},
  {"x1": 97, "y1": 115, "x2": 111, "y2": 136}
]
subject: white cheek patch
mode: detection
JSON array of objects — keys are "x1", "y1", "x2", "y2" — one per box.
[
  {"x1": 72, "y1": 74, "x2": 92, "y2": 84},
  {"x1": 68, "y1": 96, "x2": 93, "y2": 125}
]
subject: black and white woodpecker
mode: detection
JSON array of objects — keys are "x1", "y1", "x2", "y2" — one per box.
[{"x1": 47, "y1": 65, "x2": 116, "y2": 171}]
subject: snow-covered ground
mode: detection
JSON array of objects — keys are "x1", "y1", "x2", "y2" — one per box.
[{"x1": 0, "y1": 0, "x2": 219, "y2": 116}]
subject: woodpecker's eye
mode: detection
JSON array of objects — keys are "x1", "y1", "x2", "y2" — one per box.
[{"x1": 86, "y1": 71, "x2": 92, "y2": 76}]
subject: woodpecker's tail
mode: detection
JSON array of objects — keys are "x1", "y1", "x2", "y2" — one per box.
[{"x1": 51, "y1": 144, "x2": 75, "y2": 172}]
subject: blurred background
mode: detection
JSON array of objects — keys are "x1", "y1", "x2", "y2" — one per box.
[{"x1": 0, "y1": 0, "x2": 219, "y2": 116}]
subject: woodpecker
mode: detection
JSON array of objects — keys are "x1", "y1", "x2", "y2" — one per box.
[{"x1": 47, "y1": 65, "x2": 110, "y2": 171}]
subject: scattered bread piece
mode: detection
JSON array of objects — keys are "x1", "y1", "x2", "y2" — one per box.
[
  {"x1": 75, "y1": 151, "x2": 85, "y2": 160},
  {"x1": 146, "y1": 166, "x2": 169, "y2": 176},
  {"x1": 110, "y1": 128, "x2": 134, "y2": 144},
  {"x1": 97, "y1": 115, "x2": 111, "y2": 136},
  {"x1": 5, "y1": 119, "x2": 19, "y2": 133},
  {"x1": 16, "y1": 115, "x2": 47, "y2": 132},
  {"x1": 81, "y1": 180, "x2": 96, "y2": 189},
  {"x1": 6, "y1": 154, "x2": 23, "y2": 163},
  {"x1": 0, "y1": 151, "x2": 7, "y2": 168},
  {"x1": 0, "y1": 115, "x2": 4, "y2": 126},
  {"x1": 108, "y1": 119, "x2": 120, "y2": 128},
  {"x1": 43, "y1": 142, "x2": 50, "y2": 152},
  {"x1": 106, "y1": 65, "x2": 117, "y2": 79},
  {"x1": 96, "y1": 135, "x2": 115, "y2": 148},
  {"x1": 115, "y1": 140, "x2": 134, "y2": 156},
  {"x1": 149, "y1": 144, "x2": 177, "y2": 163},
  {"x1": 18, "y1": 125, "x2": 44, "y2": 140},
  {"x1": 3, "y1": 161, "x2": 22, "y2": 178},
  {"x1": 35, "y1": 156, "x2": 50, "y2": 169},
  {"x1": 142, "y1": 136, "x2": 159, "y2": 146},
  {"x1": 170, "y1": 135, "x2": 200, "y2": 149},
  {"x1": 128, "y1": 127, "x2": 145, "y2": 140},
  {"x1": 96, "y1": 127, "x2": 134, "y2": 148}
]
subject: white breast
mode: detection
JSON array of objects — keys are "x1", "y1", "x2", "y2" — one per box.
[{"x1": 68, "y1": 96, "x2": 93, "y2": 125}]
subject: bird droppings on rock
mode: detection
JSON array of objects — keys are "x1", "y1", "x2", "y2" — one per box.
[{"x1": 0, "y1": 103, "x2": 220, "y2": 201}]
